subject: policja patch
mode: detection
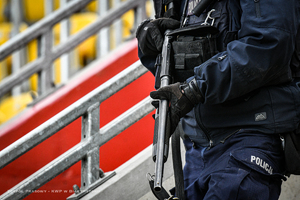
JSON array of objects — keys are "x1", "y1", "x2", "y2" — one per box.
[
  {"x1": 230, "y1": 148, "x2": 284, "y2": 177},
  {"x1": 250, "y1": 155, "x2": 273, "y2": 175}
]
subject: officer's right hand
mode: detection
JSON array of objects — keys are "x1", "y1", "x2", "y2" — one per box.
[
  {"x1": 150, "y1": 79, "x2": 204, "y2": 134},
  {"x1": 136, "y1": 18, "x2": 180, "y2": 56}
]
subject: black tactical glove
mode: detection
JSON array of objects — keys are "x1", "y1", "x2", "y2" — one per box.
[
  {"x1": 136, "y1": 18, "x2": 180, "y2": 56},
  {"x1": 150, "y1": 78, "x2": 204, "y2": 133}
]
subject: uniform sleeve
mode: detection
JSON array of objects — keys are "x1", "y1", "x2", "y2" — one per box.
[
  {"x1": 192, "y1": 0, "x2": 299, "y2": 104},
  {"x1": 138, "y1": 46, "x2": 157, "y2": 76}
]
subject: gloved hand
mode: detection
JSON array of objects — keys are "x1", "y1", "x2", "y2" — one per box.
[
  {"x1": 150, "y1": 78, "x2": 204, "y2": 133},
  {"x1": 136, "y1": 18, "x2": 180, "y2": 56}
]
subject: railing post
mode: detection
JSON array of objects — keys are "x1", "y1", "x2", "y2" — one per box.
[
  {"x1": 11, "y1": 0, "x2": 23, "y2": 97},
  {"x1": 81, "y1": 102, "x2": 101, "y2": 190},
  {"x1": 113, "y1": 0, "x2": 122, "y2": 47},
  {"x1": 60, "y1": 0, "x2": 71, "y2": 84},
  {"x1": 134, "y1": 0, "x2": 147, "y2": 33},
  {"x1": 38, "y1": 29, "x2": 54, "y2": 96},
  {"x1": 97, "y1": 0, "x2": 110, "y2": 58},
  {"x1": 44, "y1": 0, "x2": 54, "y2": 14}
]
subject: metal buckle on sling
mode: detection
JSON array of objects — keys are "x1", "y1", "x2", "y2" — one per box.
[
  {"x1": 201, "y1": 9, "x2": 216, "y2": 26},
  {"x1": 280, "y1": 135, "x2": 285, "y2": 151}
]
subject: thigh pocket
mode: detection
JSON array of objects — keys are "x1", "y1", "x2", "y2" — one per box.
[
  {"x1": 227, "y1": 151, "x2": 283, "y2": 200},
  {"x1": 204, "y1": 161, "x2": 250, "y2": 200},
  {"x1": 224, "y1": 154, "x2": 271, "y2": 200}
]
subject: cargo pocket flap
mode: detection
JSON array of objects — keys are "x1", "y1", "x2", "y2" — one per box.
[{"x1": 230, "y1": 149, "x2": 281, "y2": 176}]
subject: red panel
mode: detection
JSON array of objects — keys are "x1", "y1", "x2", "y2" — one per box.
[{"x1": 0, "y1": 39, "x2": 155, "y2": 200}]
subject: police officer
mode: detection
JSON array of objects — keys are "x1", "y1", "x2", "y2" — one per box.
[{"x1": 136, "y1": 0, "x2": 300, "y2": 199}]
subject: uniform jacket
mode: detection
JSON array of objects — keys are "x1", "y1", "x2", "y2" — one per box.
[{"x1": 139, "y1": 0, "x2": 300, "y2": 146}]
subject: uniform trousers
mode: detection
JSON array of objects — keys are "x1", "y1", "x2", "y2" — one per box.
[{"x1": 183, "y1": 130, "x2": 285, "y2": 200}]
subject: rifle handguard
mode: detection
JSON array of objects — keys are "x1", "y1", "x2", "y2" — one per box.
[{"x1": 181, "y1": 78, "x2": 204, "y2": 105}]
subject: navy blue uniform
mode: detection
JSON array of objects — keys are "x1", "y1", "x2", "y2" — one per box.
[{"x1": 138, "y1": 0, "x2": 300, "y2": 199}]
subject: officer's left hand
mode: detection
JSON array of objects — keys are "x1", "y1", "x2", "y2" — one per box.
[
  {"x1": 136, "y1": 18, "x2": 180, "y2": 56},
  {"x1": 150, "y1": 79, "x2": 204, "y2": 133}
]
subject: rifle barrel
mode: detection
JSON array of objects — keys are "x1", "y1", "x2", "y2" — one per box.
[{"x1": 154, "y1": 31, "x2": 173, "y2": 191}]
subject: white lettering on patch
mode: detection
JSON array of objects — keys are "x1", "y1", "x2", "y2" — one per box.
[{"x1": 250, "y1": 155, "x2": 273, "y2": 175}]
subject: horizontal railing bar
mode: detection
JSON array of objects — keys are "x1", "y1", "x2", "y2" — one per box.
[
  {"x1": 0, "y1": 57, "x2": 44, "y2": 97},
  {"x1": 0, "y1": 96, "x2": 154, "y2": 200},
  {"x1": 0, "y1": 0, "x2": 94, "y2": 61},
  {"x1": 0, "y1": 61, "x2": 148, "y2": 169}
]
